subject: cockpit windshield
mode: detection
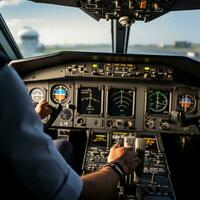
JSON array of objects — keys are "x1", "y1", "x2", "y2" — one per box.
[
  {"x1": 128, "y1": 10, "x2": 200, "y2": 58},
  {"x1": 1, "y1": 0, "x2": 200, "y2": 60}
]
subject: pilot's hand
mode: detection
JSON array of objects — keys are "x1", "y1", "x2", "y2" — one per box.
[
  {"x1": 107, "y1": 144, "x2": 139, "y2": 174},
  {"x1": 35, "y1": 99, "x2": 52, "y2": 119}
]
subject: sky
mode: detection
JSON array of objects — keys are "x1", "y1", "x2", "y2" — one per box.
[{"x1": 0, "y1": 0, "x2": 200, "y2": 45}]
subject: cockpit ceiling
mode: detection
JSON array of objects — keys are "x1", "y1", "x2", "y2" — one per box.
[
  {"x1": 31, "y1": 0, "x2": 200, "y2": 11},
  {"x1": 30, "y1": 0, "x2": 200, "y2": 23}
]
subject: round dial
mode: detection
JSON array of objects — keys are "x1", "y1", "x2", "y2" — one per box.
[
  {"x1": 147, "y1": 89, "x2": 169, "y2": 114},
  {"x1": 60, "y1": 109, "x2": 72, "y2": 120},
  {"x1": 145, "y1": 118, "x2": 155, "y2": 129},
  {"x1": 77, "y1": 87, "x2": 102, "y2": 115},
  {"x1": 177, "y1": 94, "x2": 196, "y2": 113},
  {"x1": 30, "y1": 88, "x2": 45, "y2": 103},
  {"x1": 160, "y1": 119, "x2": 170, "y2": 130},
  {"x1": 51, "y1": 85, "x2": 70, "y2": 104},
  {"x1": 108, "y1": 88, "x2": 134, "y2": 117}
]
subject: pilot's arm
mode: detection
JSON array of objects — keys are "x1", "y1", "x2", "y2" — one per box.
[
  {"x1": 79, "y1": 144, "x2": 139, "y2": 200},
  {"x1": 0, "y1": 64, "x2": 83, "y2": 200},
  {"x1": 0, "y1": 61, "x2": 138, "y2": 200}
]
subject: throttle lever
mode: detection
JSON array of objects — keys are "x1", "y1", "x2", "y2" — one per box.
[
  {"x1": 134, "y1": 138, "x2": 145, "y2": 180},
  {"x1": 44, "y1": 104, "x2": 62, "y2": 131}
]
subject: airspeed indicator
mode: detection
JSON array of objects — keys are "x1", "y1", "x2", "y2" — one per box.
[{"x1": 30, "y1": 88, "x2": 45, "y2": 103}]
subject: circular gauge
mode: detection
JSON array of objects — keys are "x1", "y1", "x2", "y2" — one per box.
[
  {"x1": 60, "y1": 109, "x2": 72, "y2": 120},
  {"x1": 108, "y1": 88, "x2": 134, "y2": 117},
  {"x1": 160, "y1": 119, "x2": 170, "y2": 130},
  {"x1": 77, "y1": 87, "x2": 102, "y2": 115},
  {"x1": 177, "y1": 94, "x2": 196, "y2": 113},
  {"x1": 145, "y1": 118, "x2": 155, "y2": 129},
  {"x1": 30, "y1": 88, "x2": 45, "y2": 103},
  {"x1": 51, "y1": 85, "x2": 70, "y2": 104},
  {"x1": 146, "y1": 89, "x2": 169, "y2": 114}
]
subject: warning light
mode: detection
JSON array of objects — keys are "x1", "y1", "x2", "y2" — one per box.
[
  {"x1": 144, "y1": 66, "x2": 150, "y2": 71},
  {"x1": 92, "y1": 64, "x2": 98, "y2": 68}
]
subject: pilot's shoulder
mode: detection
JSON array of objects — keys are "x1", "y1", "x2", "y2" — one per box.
[{"x1": 0, "y1": 53, "x2": 11, "y2": 69}]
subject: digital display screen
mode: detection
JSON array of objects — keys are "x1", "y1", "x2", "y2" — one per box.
[
  {"x1": 144, "y1": 137, "x2": 157, "y2": 151},
  {"x1": 108, "y1": 88, "x2": 134, "y2": 117},
  {"x1": 112, "y1": 131, "x2": 129, "y2": 136},
  {"x1": 92, "y1": 133, "x2": 107, "y2": 147},
  {"x1": 146, "y1": 89, "x2": 170, "y2": 114},
  {"x1": 77, "y1": 87, "x2": 102, "y2": 115}
]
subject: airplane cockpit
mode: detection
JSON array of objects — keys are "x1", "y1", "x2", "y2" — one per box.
[{"x1": 1, "y1": 0, "x2": 200, "y2": 200}]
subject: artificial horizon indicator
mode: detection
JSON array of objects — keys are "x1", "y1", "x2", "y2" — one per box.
[
  {"x1": 51, "y1": 84, "x2": 70, "y2": 104},
  {"x1": 177, "y1": 94, "x2": 196, "y2": 113}
]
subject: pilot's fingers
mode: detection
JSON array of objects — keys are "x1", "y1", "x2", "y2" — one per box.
[
  {"x1": 111, "y1": 143, "x2": 121, "y2": 149},
  {"x1": 39, "y1": 107, "x2": 52, "y2": 119},
  {"x1": 39, "y1": 100, "x2": 49, "y2": 107},
  {"x1": 38, "y1": 97, "x2": 45, "y2": 103},
  {"x1": 43, "y1": 106, "x2": 52, "y2": 114},
  {"x1": 125, "y1": 146, "x2": 135, "y2": 151}
]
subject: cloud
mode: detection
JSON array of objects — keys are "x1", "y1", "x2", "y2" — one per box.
[{"x1": 0, "y1": 0, "x2": 24, "y2": 7}]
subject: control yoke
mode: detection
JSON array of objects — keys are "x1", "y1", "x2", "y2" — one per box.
[
  {"x1": 44, "y1": 104, "x2": 62, "y2": 131},
  {"x1": 171, "y1": 111, "x2": 200, "y2": 131}
]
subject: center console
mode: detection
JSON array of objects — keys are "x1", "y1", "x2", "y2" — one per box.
[{"x1": 82, "y1": 131, "x2": 176, "y2": 200}]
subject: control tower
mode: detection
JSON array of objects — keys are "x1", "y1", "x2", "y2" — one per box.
[{"x1": 19, "y1": 26, "x2": 39, "y2": 57}]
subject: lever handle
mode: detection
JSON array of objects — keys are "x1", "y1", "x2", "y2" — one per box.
[{"x1": 44, "y1": 104, "x2": 62, "y2": 131}]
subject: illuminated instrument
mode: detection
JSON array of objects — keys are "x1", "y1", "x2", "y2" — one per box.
[
  {"x1": 146, "y1": 89, "x2": 170, "y2": 114},
  {"x1": 177, "y1": 94, "x2": 196, "y2": 113},
  {"x1": 51, "y1": 85, "x2": 70, "y2": 104}
]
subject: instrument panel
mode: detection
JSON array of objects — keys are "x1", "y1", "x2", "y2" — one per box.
[{"x1": 26, "y1": 61, "x2": 200, "y2": 134}]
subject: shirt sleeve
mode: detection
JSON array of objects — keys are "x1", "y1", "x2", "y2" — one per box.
[{"x1": 0, "y1": 65, "x2": 83, "y2": 200}]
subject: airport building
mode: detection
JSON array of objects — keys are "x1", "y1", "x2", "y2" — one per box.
[{"x1": 19, "y1": 26, "x2": 40, "y2": 57}]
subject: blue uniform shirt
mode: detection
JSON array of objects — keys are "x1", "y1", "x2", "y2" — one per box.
[{"x1": 0, "y1": 64, "x2": 83, "y2": 200}]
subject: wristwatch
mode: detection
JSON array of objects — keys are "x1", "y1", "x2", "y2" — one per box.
[{"x1": 103, "y1": 162, "x2": 126, "y2": 179}]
